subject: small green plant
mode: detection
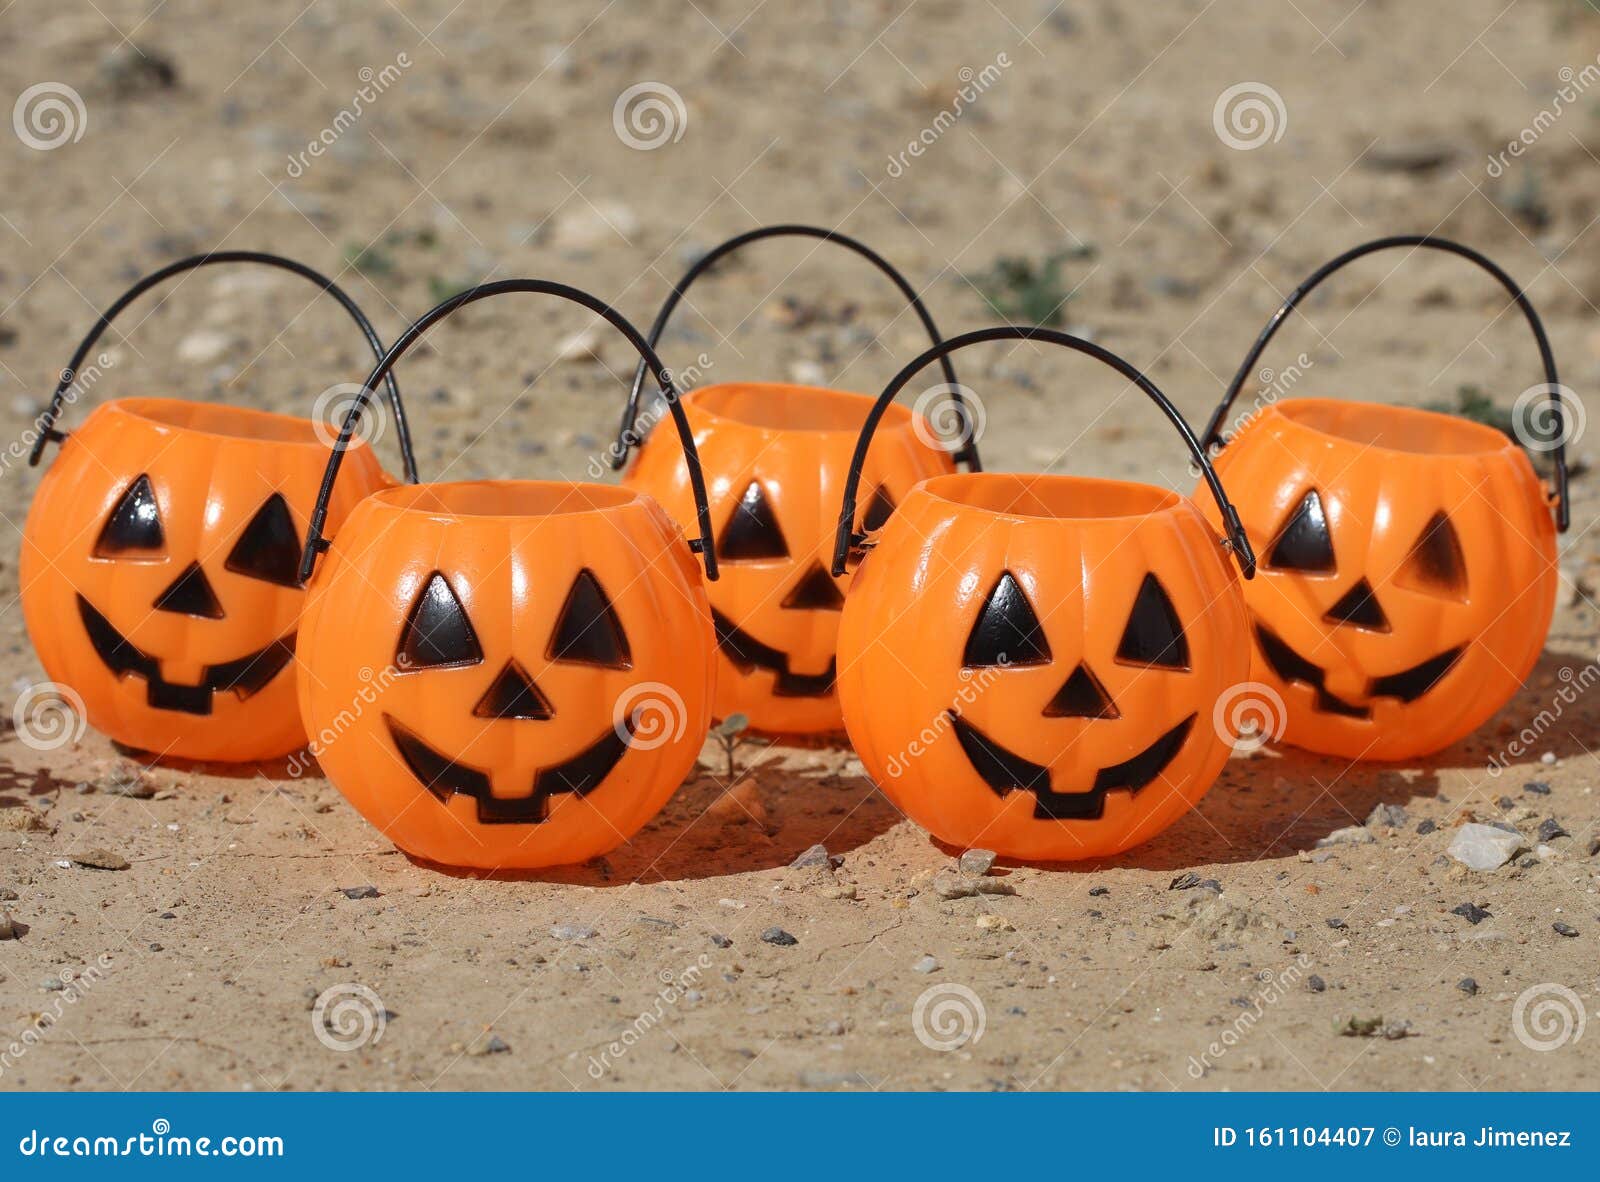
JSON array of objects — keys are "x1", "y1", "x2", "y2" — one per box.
[
  {"x1": 344, "y1": 241, "x2": 397, "y2": 278},
  {"x1": 427, "y1": 275, "x2": 474, "y2": 303},
  {"x1": 968, "y1": 249, "x2": 1083, "y2": 327},
  {"x1": 709, "y1": 713, "x2": 767, "y2": 780}
]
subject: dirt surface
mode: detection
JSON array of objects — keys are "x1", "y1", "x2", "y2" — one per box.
[{"x1": 2, "y1": 0, "x2": 1599, "y2": 1091}]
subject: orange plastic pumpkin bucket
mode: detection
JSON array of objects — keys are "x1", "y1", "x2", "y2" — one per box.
[
  {"x1": 296, "y1": 280, "x2": 719, "y2": 871},
  {"x1": 19, "y1": 251, "x2": 414, "y2": 763},
  {"x1": 1195, "y1": 236, "x2": 1566, "y2": 761},
  {"x1": 832, "y1": 327, "x2": 1257, "y2": 862},
  {"x1": 611, "y1": 225, "x2": 975, "y2": 735}
]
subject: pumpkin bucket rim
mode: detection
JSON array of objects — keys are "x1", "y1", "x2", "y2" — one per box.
[
  {"x1": 106, "y1": 396, "x2": 369, "y2": 451},
  {"x1": 687, "y1": 381, "x2": 922, "y2": 436},
  {"x1": 913, "y1": 471, "x2": 1186, "y2": 523},
  {"x1": 1265, "y1": 397, "x2": 1518, "y2": 459},
  {"x1": 364, "y1": 478, "x2": 644, "y2": 521}
]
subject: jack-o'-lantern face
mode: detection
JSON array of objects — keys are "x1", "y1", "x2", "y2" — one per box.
[
  {"x1": 20, "y1": 399, "x2": 392, "y2": 762},
  {"x1": 624, "y1": 382, "x2": 954, "y2": 733},
  {"x1": 1200, "y1": 399, "x2": 1558, "y2": 760},
  {"x1": 296, "y1": 481, "x2": 714, "y2": 870},
  {"x1": 838, "y1": 473, "x2": 1250, "y2": 861}
]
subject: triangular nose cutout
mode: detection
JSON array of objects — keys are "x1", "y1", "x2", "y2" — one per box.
[
  {"x1": 1043, "y1": 662, "x2": 1120, "y2": 719},
  {"x1": 472, "y1": 660, "x2": 555, "y2": 720},
  {"x1": 1323, "y1": 578, "x2": 1390, "y2": 632},
  {"x1": 153, "y1": 562, "x2": 225, "y2": 619},
  {"x1": 781, "y1": 563, "x2": 845, "y2": 611}
]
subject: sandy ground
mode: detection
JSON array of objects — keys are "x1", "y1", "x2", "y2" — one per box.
[{"x1": 1, "y1": 0, "x2": 1599, "y2": 1091}]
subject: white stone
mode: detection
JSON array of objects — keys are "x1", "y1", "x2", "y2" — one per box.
[{"x1": 1447, "y1": 823, "x2": 1525, "y2": 871}]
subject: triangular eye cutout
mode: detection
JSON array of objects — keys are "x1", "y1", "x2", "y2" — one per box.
[
  {"x1": 473, "y1": 660, "x2": 555, "y2": 720},
  {"x1": 1395, "y1": 511, "x2": 1468, "y2": 600},
  {"x1": 1266, "y1": 489, "x2": 1335, "y2": 573},
  {"x1": 398, "y1": 572, "x2": 484, "y2": 671},
  {"x1": 717, "y1": 482, "x2": 789, "y2": 560},
  {"x1": 963, "y1": 571, "x2": 1052, "y2": 668},
  {"x1": 153, "y1": 562, "x2": 224, "y2": 619},
  {"x1": 781, "y1": 563, "x2": 845, "y2": 611},
  {"x1": 1043, "y1": 662, "x2": 1120, "y2": 719},
  {"x1": 1323, "y1": 578, "x2": 1390, "y2": 632},
  {"x1": 93, "y1": 474, "x2": 165, "y2": 557},
  {"x1": 860, "y1": 485, "x2": 897, "y2": 533},
  {"x1": 224, "y1": 493, "x2": 303, "y2": 588},
  {"x1": 1115, "y1": 574, "x2": 1189, "y2": 669},
  {"x1": 548, "y1": 569, "x2": 632, "y2": 669}
]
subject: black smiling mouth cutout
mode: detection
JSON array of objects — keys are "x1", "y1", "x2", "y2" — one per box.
[
  {"x1": 77, "y1": 595, "x2": 296, "y2": 716},
  {"x1": 384, "y1": 714, "x2": 633, "y2": 825},
  {"x1": 712, "y1": 609, "x2": 838, "y2": 698},
  {"x1": 1252, "y1": 622, "x2": 1463, "y2": 719}
]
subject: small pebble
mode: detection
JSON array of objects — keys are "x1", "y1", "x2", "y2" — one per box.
[
  {"x1": 41, "y1": 978, "x2": 65, "y2": 991},
  {"x1": 959, "y1": 849, "x2": 997, "y2": 877},
  {"x1": 1537, "y1": 818, "x2": 1569, "y2": 842},
  {"x1": 340, "y1": 885, "x2": 380, "y2": 900},
  {"x1": 789, "y1": 843, "x2": 830, "y2": 869},
  {"x1": 1307, "y1": 974, "x2": 1326, "y2": 993},
  {"x1": 1457, "y1": 978, "x2": 1478, "y2": 995},
  {"x1": 975, "y1": 914, "x2": 1014, "y2": 932},
  {"x1": 761, "y1": 927, "x2": 798, "y2": 946},
  {"x1": 1325, "y1": 917, "x2": 1347, "y2": 930},
  {"x1": 69, "y1": 848, "x2": 130, "y2": 871},
  {"x1": 551, "y1": 922, "x2": 598, "y2": 940},
  {"x1": 1541, "y1": 752, "x2": 1556, "y2": 765},
  {"x1": 1448, "y1": 823, "x2": 1524, "y2": 870},
  {"x1": 912, "y1": 955, "x2": 939, "y2": 974},
  {"x1": 1451, "y1": 901, "x2": 1491, "y2": 925},
  {"x1": 468, "y1": 1034, "x2": 511, "y2": 1056},
  {"x1": 1317, "y1": 825, "x2": 1375, "y2": 847},
  {"x1": 1415, "y1": 819, "x2": 1437, "y2": 835},
  {"x1": 0, "y1": 912, "x2": 22, "y2": 940},
  {"x1": 1088, "y1": 886, "x2": 1109, "y2": 897},
  {"x1": 709, "y1": 934, "x2": 732, "y2": 949},
  {"x1": 1553, "y1": 922, "x2": 1579, "y2": 938},
  {"x1": 1523, "y1": 781, "x2": 1551, "y2": 795},
  {"x1": 1366, "y1": 802, "x2": 1408, "y2": 829}
]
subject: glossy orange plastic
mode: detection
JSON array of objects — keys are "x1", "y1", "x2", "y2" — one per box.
[
  {"x1": 297, "y1": 482, "x2": 713, "y2": 870},
  {"x1": 22, "y1": 400, "x2": 393, "y2": 762},
  {"x1": 1195, "y1": 238, "x2": 1565, "y2": 761},
  {"x1": 833, "y1": 328, "x2": 1255, "y2": 861},
  {"x1": 624, "y1": 382, "x2": 953, "y2": 733},
  {"x1": 1198, "y1": 399, "x2": 1557, "y2": 760},
  {"x1": 295, "y1": 280, "x2": 717, "y2": 871},
  {"x1": 19, "y1": 253, "x2": 410, "y2": 763}
]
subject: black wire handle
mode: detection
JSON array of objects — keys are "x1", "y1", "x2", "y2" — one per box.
[
  {"x1": 1201, "y1": 234, "x2": 1569, "y2": 532},
  {"x1": 28, "y1": 250, "x2": 418, "y2": 482},
  {"x1": 298, "y1": 279, "x2": 719, "y2": 585},
  {"x1": 609, "y1": 224, "x2": 980, "y2": 470},
  {"x1": 831, "y1": 326, "x2": 1256, "y2": 579}
]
